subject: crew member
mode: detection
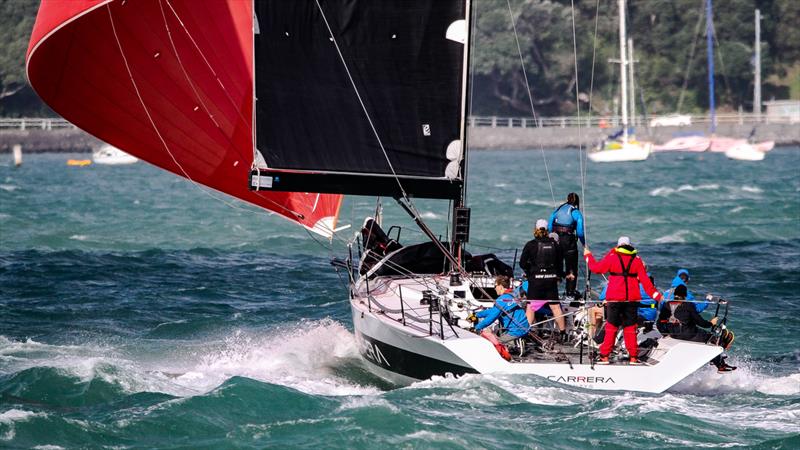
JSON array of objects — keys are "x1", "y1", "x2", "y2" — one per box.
[
  {"x1": 598, "y1": 272, "x2": 657, "y2": 325},
  {"x1": 548, "y1": 193, "x2": 585, "y2": 299},
  {"x1": 657, "y1": 285, "x2": 736, "y2": 372},
  {"x1": 584, "y1": 236, "x2": 661, "y2": 365},
  {"x1": 664, "y1": 268, "x2": 708, "y2": 312},
  {"x1": 519, "y1": 219, "x2": 567, "y2": 338},
  {"x1": 473, "y1": 276, "x2": 529, "y2": 359}
]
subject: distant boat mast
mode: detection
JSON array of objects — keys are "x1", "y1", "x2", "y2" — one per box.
[
  {"x1": 706, "y1": 0, "x2": 716, "y2": 134},
  {"x1": 618, "y1": 0, "x2": 629, "y2": 144}
]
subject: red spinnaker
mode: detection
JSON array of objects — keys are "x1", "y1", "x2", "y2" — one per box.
[{"x1": 26, "y1": 0, "x2": 343, "y2": 237}]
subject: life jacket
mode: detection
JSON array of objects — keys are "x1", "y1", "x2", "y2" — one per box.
[
  {"x1": 532, "y1": 238, "x2": 557, "y2": 279},
  {"x1": 609, "y1": 248, "x2": 637, "y2": 300},
  {"x1": 657, "y1": 299, "x2": 687, "y2": 334},
  {"x1": 661, "y1": 300, "x2": 684, "y2": 325},
  {"x1": 553, "y1": 203, "x2": 576, "y2": 232}
]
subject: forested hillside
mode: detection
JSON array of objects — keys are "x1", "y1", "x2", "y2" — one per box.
[{"x1": 1, "y1": 0, "x2": 798, "y2": 117}]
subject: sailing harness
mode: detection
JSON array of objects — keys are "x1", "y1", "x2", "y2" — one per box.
[
  {"x1": 609, "y1": 250, "x2": 638, "y2": 300},
  {"x1": 552, "y1": 203, "x2": 577, "y2": 234}
]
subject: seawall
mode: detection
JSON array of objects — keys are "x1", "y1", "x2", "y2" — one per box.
[
  {"x1": 468, "y1": 122, "x2": 800, "y2": 149},
  {"x1": 1, "y1": 122, "x2": 798, "y2": 153}
]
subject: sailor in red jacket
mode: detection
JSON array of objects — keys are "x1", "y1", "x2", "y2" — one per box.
[{"x1": 584, "y1": 236, "x2": 661, "y2": 365}]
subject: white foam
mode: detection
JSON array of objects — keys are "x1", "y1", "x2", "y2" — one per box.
[
  {"x1": 654, "y1": 230, "x2": 699, "y2": 244},
  {"x1": 165, "y1": 320, "x2": 381, "y2": 397},
  {"x1": 649, "y1": 184, "x2": 720, "y2": 197},
  {"x1": 673, "y1": 363, "x2": 800, "y2": 397},
  {"x1": 419, "y1": 211, "x2": 440, "y2": 220},
  {"x1": 0, "y1": 409, "x2": 42, "y2": 425},
  {"x1": 740, "y1": 185, "x2": 763, "y2": 193},
  {"x1": 409, "y1": 373, "x2": 600, "y2": 407},
  {"x1": 729, "y1": 206, "x2": 747, "y2": 213},
  {"x1": 0, "y1": 409, "x2": 46, "y2": 441},
  {"x1": 0, "y1": 321, "x2": 381, "y2": 399},
  {"x1": 69, "y1": 235, "x2": 89, "y2": 241},
  {"x1": 513, "y1": 198, "x2": 552, "y2": 206},
  {"x1": 0, "y1": 184, "x2": 18, "y2": 192}
]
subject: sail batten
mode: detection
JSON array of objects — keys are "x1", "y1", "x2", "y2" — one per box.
[{"x1": 253, "y1": 0, "x2": 468, "y2": 199}]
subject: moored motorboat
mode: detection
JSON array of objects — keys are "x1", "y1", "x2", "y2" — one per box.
[{"x1": 92, "y1": 144, "x2": 138, "y2": 165}]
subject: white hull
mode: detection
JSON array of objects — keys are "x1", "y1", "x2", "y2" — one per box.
[
  {"x1": 653, "y1": 136, "x2": 710, "y2": 152},
  {"x1": 351, "y1": 275, "x2": 723, "y2": 393},
  {"x1": 588, "y1": 141, "x2": 651, "y2": 162},
  {"x1": 725, "y1": 143, "x2": 765, "y2": 161},
  {"x1": 93, "y1": 145, "x2": 138, "y2": 165}
]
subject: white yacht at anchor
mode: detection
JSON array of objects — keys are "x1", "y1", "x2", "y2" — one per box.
[{"x1": 92, "y1": 144, "x2": 138, "y2": 165}]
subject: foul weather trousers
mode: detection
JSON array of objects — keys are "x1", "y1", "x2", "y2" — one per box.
[
  {"x1": 600, "y1": 302, "x2": 639, "y2": 357},
  {"x1": 558, "y1": 232, "x2": 578, "y2": 294}
]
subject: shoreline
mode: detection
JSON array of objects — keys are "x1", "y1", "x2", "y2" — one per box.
[{"x1": 1, "y1": 122, "x2": 798, "y2": 153}]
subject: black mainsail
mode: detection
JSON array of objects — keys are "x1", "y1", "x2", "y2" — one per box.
[{"x1": 250, "y1": 0, "x2": 469, "y2": 200}]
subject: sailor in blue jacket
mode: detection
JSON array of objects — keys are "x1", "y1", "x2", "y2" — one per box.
[
  {"x1": 663, "y1": 269, "x2": 708, "y2": 312},
  {"x1": 474, "y1": 276, "x2": 529, "y2": 343},
  {"x1": 547, "y1": 193, "x2": 585, "y2": 298}
]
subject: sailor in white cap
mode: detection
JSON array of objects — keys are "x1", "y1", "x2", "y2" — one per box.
[{"x1": 519, "y1": 218, "x2": 567, "y2": 339}]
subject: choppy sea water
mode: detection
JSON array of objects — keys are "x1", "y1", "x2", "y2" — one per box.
[{"x1": 1, "y1": 148, "x2": 799, "y2": 449}]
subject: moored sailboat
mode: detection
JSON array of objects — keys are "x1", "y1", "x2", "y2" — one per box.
[
  {"x1": 588, "y1": 0, "x2": 651, "y2": 163},
  {"x1": 656, "y1": 0, "x2": 773, "y2": 159}
]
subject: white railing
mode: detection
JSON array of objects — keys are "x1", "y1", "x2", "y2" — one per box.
[
  {"x1": 469, "y1": 112, "x2": 797, "y2": 128},
  {"x1": 1, "y1": 113, "x2": 796, "y2": 131},
  {"x1": 0, "y1": 118, "x2": 76, "y2": 130}
]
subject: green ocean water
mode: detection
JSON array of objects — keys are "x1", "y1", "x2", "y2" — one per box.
[{"x1": 1, "y1": 148, "x2": 799, "y2": 449}]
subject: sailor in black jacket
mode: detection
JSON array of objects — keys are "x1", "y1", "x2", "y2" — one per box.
[{"x1": 519, "y1": 219, "x2": 566, "y2": 336}]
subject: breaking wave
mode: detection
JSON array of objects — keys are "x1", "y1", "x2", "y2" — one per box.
[
  {"x1": 0, "y1": 320, "x2": 380, "y2": 399},
  {"x1": 513, "y1": 198, "x2": 553, "y2": 206},
  {"x1": 649, "y1": 184, "x2": 720, "y2": 197}
]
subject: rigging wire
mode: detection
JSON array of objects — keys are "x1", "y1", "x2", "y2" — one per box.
[
  {"x1": 110, "y1": 1, "x2": 319, "y2": 234},
  {"x1": 676, "y1": 0, "x2": 706, "y2": 113},
  {"x1": 313, "y1": 0, "x2": 411, "y2": 204},
  {"x1": 505, "y1": 0, "x2": 556, "y2": 208},
  {"x1": 568, "y1": 0, "x2": 591, "y2": 252},
  {"x1": 106, "y1": 4, "x2": 278, "y2": 220},
  {"x1": 162, "y1": 0, "x2": 337, "y2": 232}
]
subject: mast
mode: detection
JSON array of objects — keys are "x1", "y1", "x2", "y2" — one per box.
[
  {"x1": 628, "y1": 38, "x2": 636, "y2": 128},
  {"x1": 754, "y1": 9, "x2": 762, "y2": 121},
  {"x1": 706, "y1": 0, "x2": 716, "y2": 134},
  {"x1": 450, "y1": 0, "x2": 473, "y2": 270},
  {"x1": 618, "y1": 0, "x2": 629, "y2": 144}
]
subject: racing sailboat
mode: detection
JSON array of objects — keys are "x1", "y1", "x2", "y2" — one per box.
[{"x1": 27, "y1": 0, "x2": 731, "y2": 393}]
